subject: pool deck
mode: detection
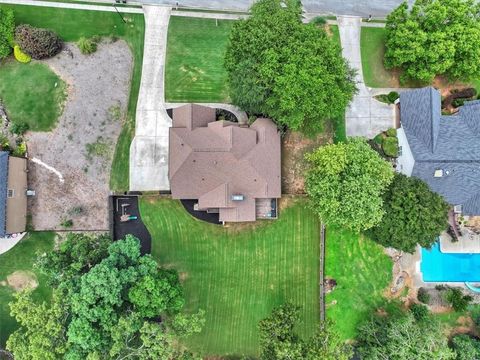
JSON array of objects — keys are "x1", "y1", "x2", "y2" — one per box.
[{"x1": 440, "y1": 232, "x2": 480, "y2": 253}]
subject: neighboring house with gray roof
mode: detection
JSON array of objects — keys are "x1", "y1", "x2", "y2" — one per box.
[
  {"x1": 397, "y1": 87, "x2": 480, "y2": 215},
  {"x1": 0, "y1": 151, "x2": 28, "y2": 237},
  {"x1": 169, "y1": 104, "x2": 281, "y2": 223}
]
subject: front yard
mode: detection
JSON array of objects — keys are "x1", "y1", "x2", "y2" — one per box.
[
  {"x1": 165, "y1": 16, "x2": 234, "y2": 103},
  {"x1": 0, "y1": 232, "x2": 54, "y2": 347},
  {"x1": 140, "y1": 196, "x2": 320, "y2": 357},
  {"x1": 325, "y1": 226, "x2": 393, "y2": 340}
]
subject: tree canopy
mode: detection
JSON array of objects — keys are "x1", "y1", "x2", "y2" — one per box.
[
  {"x1": 7, "y1": 234, "x2": 203, "y2": 360},
  {"x1": 385, "y1": 0, "x2": 480, "y2": 82},
  {"x1": 368, "y1": 173, "x2": 449, "y2": 253},
  {"x1": 224, "y1": 0, "x2": 356, "y2": 134},
  {"x1": 305, "y1": 138, "x2": 394, "y2": 232},
  {"x1": 259, "y1": 303, "x2": 352, "y2": 360},
  {"x1": 0, "y1": 8, "x2": 14, "y2": 59},
  {"x1": 357, "y1": 313, "x2": 455, "y2": 360}
]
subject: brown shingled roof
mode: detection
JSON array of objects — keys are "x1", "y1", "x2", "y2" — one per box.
[{"x1": 168, "y1": 104, "x2": 281, "y2": 222}]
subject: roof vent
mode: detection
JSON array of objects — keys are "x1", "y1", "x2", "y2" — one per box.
[
  {"x1": 434, "y1": 169, "x2": 444, "y2": 177},
  {"x1": 231, "y1": 194, "x2": 244, "y2": 201}
]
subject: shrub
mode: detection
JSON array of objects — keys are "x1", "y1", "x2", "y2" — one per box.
[
  {"x1": 373, "y1": 133, "x2": 384, "y2": 145},
  {"x1": 10, "y1": 122, "x2": 29, "y2": 135},
  {"x1": 0, "y1": 8, "x2": 15, "y2": 59},
  {"x1": 444, "y1": 287, "x2": 473, "y2": 312},
  {"x1": 312, "y1": 16, "x2": 327, "y2": 26},
  {"x1": 387, "y1": 91, "x2": 399, "y2": 104},
  {"x1": 452, "y1": 98, "x2": 466, "y2": 108},
  {"x1": 12, "y1": 141, "x2": 27, "y2": 157},
  {"x1": 77, "y1": 36, "x2": 97, "y2": 55},
  {"x1": 386, "y1": 128, "x2": 397, "y2": 137},
  {"x1": 13, "y1": 45, "x2": 31, "y2": 63},
  {"x1": 382, "y1": 136, "x2": 399, "y2": 157},
  {"x1": 417, "y1": 288, "x2": 431, "y2": 304},
  {"x1": 15, "y1": 24, "x2": 62, "y2": 60},
  {"x1": 410, "y1": 303, "x2": 429, "y2": 321}
]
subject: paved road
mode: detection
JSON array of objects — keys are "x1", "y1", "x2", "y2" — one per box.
[
  {"x1": 338, "y1": 16, "x2": 394, "y2": 138},
  {"x1": 67, "y1": 0, "x2": 413, "y2": 16},
  {"x1": 129, "y1": 5, "x2": 171, "y2": 191}
]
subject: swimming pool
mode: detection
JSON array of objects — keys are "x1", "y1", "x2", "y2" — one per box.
[{"x1": 421, "y1": 242, "x2": 480, "y2": 282}]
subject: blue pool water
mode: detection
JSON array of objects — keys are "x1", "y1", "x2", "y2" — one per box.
[{"x1": 421, "y1": 242, "x2": 480, "y2": 282}]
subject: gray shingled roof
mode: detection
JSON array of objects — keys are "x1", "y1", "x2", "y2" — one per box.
[
  {"x1": 401, "y1": 88, "x2": 480, "y2": 215},
  {"x1": 0, "y1": 151, "x2": 8, "y2": 237}
]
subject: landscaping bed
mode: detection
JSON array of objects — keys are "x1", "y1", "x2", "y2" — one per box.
[
  {"x1": 140, "y1": 196, "x2": 320, "y2": 357},
  {"x1": 27, "y1": 41, "x2": 132, "y2": 231}
]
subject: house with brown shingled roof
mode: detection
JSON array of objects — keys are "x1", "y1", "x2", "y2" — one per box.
[{"x1": 169, "y1": 104, "x2": 281, "y2": 223}]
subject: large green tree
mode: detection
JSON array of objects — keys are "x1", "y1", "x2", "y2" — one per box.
[
  {"x1": 224, "y1": 0, "x2": 356, "y2": 134},
  {"x1": 305, "y1": 138, "x2": 394, "y2": 232},
  {"x1": 385, "y1": 0, "x2": 480, "y2": 82},
  {"x1": 0, "y1": 8, "x2": 14, "y2": 59},
  {"x1": 259, "y1": 303, "x2": 352, "y2": 360},
  {"x1": 368, "y1": 173, "x2": 449, "y2": 253},
  {"x1": 7, "y1": 234, "x2": 203, "y2": 360},
  {"x1": 357, "y1": 313, "x2": 455, "y2": 360}
]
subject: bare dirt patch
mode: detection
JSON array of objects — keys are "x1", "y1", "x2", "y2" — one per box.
[
  {"x1": 281, "y1": 129, "x2": 333, "y2": 194},
  {"x1": 6, "y1": 270, "x2": 38, "y2": 291},
  {"x1": 27, "y1": 41, "x2": 133, "y2": 230}
]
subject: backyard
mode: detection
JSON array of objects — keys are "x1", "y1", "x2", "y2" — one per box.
[
  {"x1": 325, "y1": 226, "x2": 392, "y2": 340},
  {"x1": 140, "y1": 196, "x2": 320, "y2": 357},
  {"x1": 0, "y1": 232, "x2": 55, "y2": 347},
  {"x1": 165, "y1": 16, "x2": 234, "y2": 103},
  {"x1": 0, "y1": 3, "x2": 145, "y2": 193},
  {"x1": 0, "y1": 61, "x2": 66, "y2": 131}
]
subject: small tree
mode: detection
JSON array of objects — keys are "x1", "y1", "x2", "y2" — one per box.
[
  {"x1": 305, "y1": 138, "x2": 394, "y2": 232},
  {"x1": 0, "y1": 8, "x2": 14, "y2": 59},
  {"x1": 357, "y1": 313, "x2": 455, "y2": 359},
  {"x1": 15, "y1": 24, "x2": 62, "y2": 59},
  {"x1": 410, "y1": 303, "x2": 429, "y2": 321},
  {"x1": 368, "y1": 173, "x2": 449, "y2": 253},
  {"x1": 385, "y1": 0, "x2": 480, "y2": 82},
  {"x1": 444, "y1": 288, "x2": 473, "y2": 312},
  {"x1": 451, "y1": 334, "x2": 480, "y2": 360}
]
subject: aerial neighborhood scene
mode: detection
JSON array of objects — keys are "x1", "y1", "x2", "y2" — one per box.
[{"x1": 3, "y1": 0, "x2": 480, "y2": 358}]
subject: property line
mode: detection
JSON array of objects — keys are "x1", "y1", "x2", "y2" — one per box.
[{"x1": 319, "y1": 222, "x2": 326, "y2": 322}]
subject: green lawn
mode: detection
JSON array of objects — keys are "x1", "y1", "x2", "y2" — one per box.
[
  {"x1": 0, "y1": 61, "x2": 66, "y2": 131},
  {"x1": 0, "y1": 4, "x2": 145, "y2": 192},
  {"x1": 0, "y1": 232, "x2": 55, "y2": 347},
  {"x1": 325, "y1": 226, "x2": 392, "y2": 340},
  {"x1": 165, "y1": 16, "x2": 234, "y2": 102},
  {"x1": 360, "y1": 27, "x2": 399, "y2": 88},
  {"x1": 140, "y1": 197, "x2": 320, "y2": 357}
]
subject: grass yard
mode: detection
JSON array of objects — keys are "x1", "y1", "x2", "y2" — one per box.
[
  {"x1": 325, "y1": 226, "x2": 392, "y2": 340},
  {"x1": 165, "y1": 16, "x2": 234, "y2": 103},
  {"x1": 0, "y1": 232, "x2": 55, "y2": 347},
  {"x1": 0, "y1": 4, "x2": 145, "y2": 192},
  {"x1": 0, "y1": 61, "x2": 66, "y2": 131},
  {"x1": 140, "y1": 197, "x2": 320, "y2": 357},
  {"x1": 360, "y1": 27, "x2": 399, "y2": 88}
]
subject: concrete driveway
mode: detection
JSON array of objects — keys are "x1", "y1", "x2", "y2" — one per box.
[
  {"x1": 338, "y1": 16, "x2": 395, "y2": 138},
  {"x1": 129, "y1": 6, "x2": 171, "y2": 191}
]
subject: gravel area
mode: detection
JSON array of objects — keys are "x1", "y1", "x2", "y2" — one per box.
[{"x1": 27, "y1": 40, "x2": 133, "y2": 230}]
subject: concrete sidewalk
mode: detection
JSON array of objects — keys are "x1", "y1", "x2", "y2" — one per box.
[
  {"x1": 129, "y1": 6, "x2": 171, "y2": 191},
  {"x1": 338, "y1": 15, "x2": 394, "y2": 138},
  {"x1": 0, "y1": 233, "x2": 26, "y2": 255},
  {"x1": 0, "y1": 0, "x2": 143, "y2": 13}
]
